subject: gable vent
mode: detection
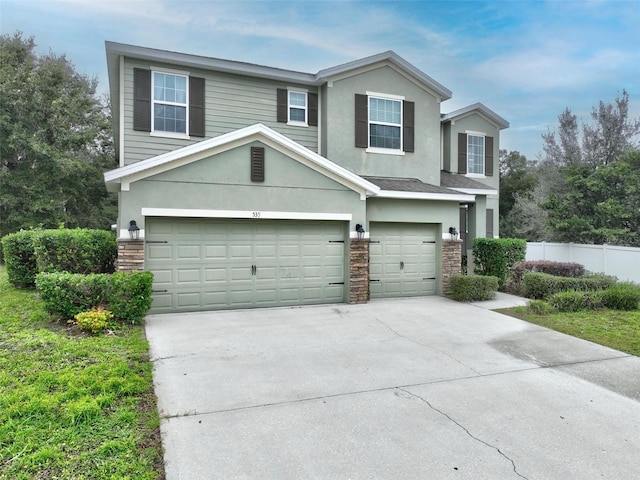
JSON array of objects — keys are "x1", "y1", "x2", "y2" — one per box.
[{"x1": 251, "y1": 147, "x2": 265, "y2": 182}]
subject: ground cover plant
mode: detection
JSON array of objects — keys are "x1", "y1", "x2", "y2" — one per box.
[{"x1": 0, "y1": 266, "x2": 164, "y2": 479}]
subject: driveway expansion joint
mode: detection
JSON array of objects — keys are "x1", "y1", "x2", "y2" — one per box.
[{"x1": 398, "y1": 388, "x2": 530, "y2": 480}]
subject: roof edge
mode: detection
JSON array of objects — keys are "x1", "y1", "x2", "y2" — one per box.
[{"x1": 441, "y1": 102, "x2": 509, "y2": 129}]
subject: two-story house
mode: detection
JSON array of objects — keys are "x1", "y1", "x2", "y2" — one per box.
[{"x1": 103, "y1": 42, "x2": 508, "y2": 313}]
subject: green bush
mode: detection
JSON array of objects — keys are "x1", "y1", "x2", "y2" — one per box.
[
  {"x1": 508, "y1": 260, "x2": 586, "y2": 294},
  {"x1": 527, "y1": 299, "x2": 557, "y2": 315},
  {"x1": 106, "y1": 272, "x2": 154, "y2": 323},
  {"x1": 522, "y1": 272, "x2": 616, "y2": 299},
  {"x1": 473, "y1": 238, "x2": 526, "y2": 289},
  {"x1": 548, "y1": 290, "x2": 603, "y2": 312},
  {"x1": 36, "y1": 271, "x2": 153, "y2": 323},
  {"x1": 33, "y1": 228, "x2": 116, "y2": 275},
  {"x1": 1, "y1": 230, "x2": 39, "y2": 288},
  {"x1": 73, "y1": 307, "x2": 114, "y2": 334},
  {"x1": 449, "y1": 274, "x2": 499, "y2": 301},
  {"x1": 600, "y1": 283, "x2": 640, "y2": 311}
]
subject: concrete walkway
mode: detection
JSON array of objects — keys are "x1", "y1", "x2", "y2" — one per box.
[{"x1": 146, "y1": 296, "x2": 640, "y2": 479}]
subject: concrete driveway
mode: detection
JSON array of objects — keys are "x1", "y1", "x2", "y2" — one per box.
[{"x1": 145, "y1": 296, "x2": 640, "y2": 479}]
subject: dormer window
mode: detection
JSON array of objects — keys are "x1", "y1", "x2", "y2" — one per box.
[{"x1": 153, "y1": 72, "x2": 188, "y2": 134}]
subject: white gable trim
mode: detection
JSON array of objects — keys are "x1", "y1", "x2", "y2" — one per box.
[
  {"x1": 140, "y1": 208, "x2": 352, "y2": 222},
  {"x1": 104, "y1": 123, "x2": 380, "y2": 199},
  {"x1": 376, "y1": 190, "x2": 475, "y2": 202}
]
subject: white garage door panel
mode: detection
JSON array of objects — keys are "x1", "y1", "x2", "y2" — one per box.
[
  {"x1": 145, "y1": 218, "x2": 346, "y2": 313},
  {"x1": 369, "y1": 223, "x2": 437, "y2": 298}
]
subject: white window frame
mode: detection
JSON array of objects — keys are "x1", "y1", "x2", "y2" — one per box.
[
  {"x1": 151, "y1": 69, "x2": 190, "y2": 139},
  {"x1": 366, "y1": 91, "x2": 404, "y2": 155},
  {"x1": 466, "y1": 132, "x2": 485, "y2": 177},
  {"x1": 287, "y1": 89, "x2": 308, "y2": 126}
]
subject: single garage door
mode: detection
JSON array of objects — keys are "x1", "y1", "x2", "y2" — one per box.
[
  {"x1": 369, "y1": 222, "x2": 437, "y2": 298},
  {"x1": 145, "y1": 218, "x2": 346, "y2": 313}
]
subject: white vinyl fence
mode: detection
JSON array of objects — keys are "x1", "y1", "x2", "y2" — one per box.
[{"x1": 526, "y1": 242, "x2": 640, "y2": 284}]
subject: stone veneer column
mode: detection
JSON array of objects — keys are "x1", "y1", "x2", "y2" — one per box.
[
  {"x1": 117, "y1": 239, "x2": 145, "y2": 273},
  {"x1": 441, "y1": 239, "x2": 463, "y2": 295},
  {"x1": 349, "y1": 239, "x2": 370, "y2": 304}
]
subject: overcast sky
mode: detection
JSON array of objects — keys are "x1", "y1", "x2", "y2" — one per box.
[{"x1": 2, "y1": 0, "x2": 639, "y2": 160}]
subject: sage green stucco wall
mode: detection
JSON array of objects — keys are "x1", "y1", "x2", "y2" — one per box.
[
  {"x1": 443, "y1": 113, "x2": 500, "y2": 190},
  {"x1": 122, "y1": 58, "x2": 318, "y2": 165},
  {"x1": 366, "y1": 198, "x2": 459, "y2": 232},
  {"x1": 323, "y1": 65, "x2": 442, "y2": 185},
  {"x1": 118, "y1": 141, "x2": 364, "y2": 233}
]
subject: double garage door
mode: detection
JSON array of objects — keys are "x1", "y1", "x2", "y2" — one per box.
[
  {"x1": 146, "y1": 218, "x2": 346, "y2": 313},
  {"x1": 369, "y1": 223, "x2": 437, "y2": 298}
]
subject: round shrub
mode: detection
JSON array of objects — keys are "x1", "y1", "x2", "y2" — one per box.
[{"x1": 74, "y1": 308, "x2": 114, "y2": 334}]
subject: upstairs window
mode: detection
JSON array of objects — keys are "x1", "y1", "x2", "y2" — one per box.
[
  {"x1": 133, "y1": 68, "x2": 204, "y2": 137},
  {"x1": 288, "y1": 91, "x2": 307, "y2": 124},
  {"x1": 276, "y1": 88, "x2": 317, "y2": 127},
  {"x1": 355, "y1": 93, "x2": 414, "y2": 153},
  {"x1": 153, "y1": 72, "x2": 188, "y2": 134},
  {"x1": 467, "y1": 134, "x2": 485, "y2": 175},
  {"x1": 369, "y1": 96, "x2": 402, "y2": 150},
  {"x1": 457, "y1": 133, "x2": 494, "y2": 177}
]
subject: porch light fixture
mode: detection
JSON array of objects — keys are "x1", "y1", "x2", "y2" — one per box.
[
  {"x1": 128, "y1": 220, "x2": 140, "y2": 240},
  {"x1": 448, "y1": 227, "x2": 458, "y2": 240},
  {"x1": 355, "y1": 223, "x2": 365, "y2": 240}
]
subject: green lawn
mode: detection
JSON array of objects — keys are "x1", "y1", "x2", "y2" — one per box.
[
  {"x1": 0, "y1": 266, "x2": 164, "y2": 479},
  {"x1": 497, "y1": 306, "x2": 640, "y2": 357}
]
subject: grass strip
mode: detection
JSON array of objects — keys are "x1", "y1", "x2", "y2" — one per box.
[{"x1": 497, "y1": 306, "x2": 640, "y2": 357}]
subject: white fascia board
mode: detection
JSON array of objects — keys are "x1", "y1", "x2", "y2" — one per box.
[
  {"x1": 140, "y1": 208, "x2": 352, "y2": 222},
  {"x1": 103, "y1": 123, "x2": 380, "y2": 197},
  {"x1": 441, "y1": 103, "x2": 509, "y2": 129},
  {"x1": 449, "y1": 187, "x2": 498, "y2": 196},
  {"x1": 376, "y1": 190, "x2": 475, "y2": 202}
]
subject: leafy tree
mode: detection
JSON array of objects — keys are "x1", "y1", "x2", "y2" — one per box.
[
  {"x1": 508, "y1": 90, "x2": 640, "y2": 243},
  {"x1": 498, "y1": 150, "x2": 538, "y2": 238},
  {"x1": 542, "y1": 150, "x2": 640, "y2": 246},
  {"x1": 0, "y1": 32, "x2": 116, "y2": 239}
]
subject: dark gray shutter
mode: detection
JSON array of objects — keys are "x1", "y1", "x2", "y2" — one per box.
[
  {"x1": 251, "y1": 147, "x2": 265, "y2": 182},
  {"x1": 486, "y1": 208, "x2": 494, "y2": 237},
  {"x1": 459, "y1": 206, "x2": 467, "y2": 252},
  {"x1": 189, "y1": 76, "x2": 205, "y2": 137},
  {"x1": 355, "y1": 94, "x2": 368, "y2": 148},
  {"x1": 485, "y1": 136, "x2": 494, "y2": 176},
  {"x1": 403, "y1": 100, "x2": 415, "y2": 152},
  {"x1": 308, "y1": 93, "x2": 318, "y2": 126},
  {"x1": 133, "y1": 68, "x2": 151, "y2": 132},
  {"x1": 458, "y1": 133, "x2": 467, "y2": 174},
  {"x1": 277, "y1": 89, "x2": 288, "y2": 123}
]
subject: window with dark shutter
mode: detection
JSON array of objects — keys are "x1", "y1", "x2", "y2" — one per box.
[
  {"x1": 251, "y1": 147, "x2": 265, "y2": 182},
  {"x1": 486, "y1": 208, "x2": 494, "y2": 237},
  {"x1": 458, "y1": 133, "x2": 467, "y2": 174},
  {"x1": 189, "y1": 76, "x2": 205, "y2": 137},
  {"x1": 403, "y1": 100, "x2": 414, "y2": 152},
  {"x1": 485, "y1": 136, "x2": 494, "y2": 176},
  {"x1": 308, "y1": 93, "x2": 318, "y2": 127},
  {"x1": 276, "y1": 89, "x2": 288, "y2": 123},
  {"x1": 133, "y1": 68, "x2": 151, "y2": 132},
  {"x1": 355, "y1": 94, "x2": 368, "y2": 148}
]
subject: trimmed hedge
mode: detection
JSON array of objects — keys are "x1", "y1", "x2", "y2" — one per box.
[
  {"x1": 34, "y1": 229, "x2": 116, "y2": 274},
  {"x1": 522, "y1": 272, "x2": 616, "y2": 300},
  {"x1": 473, "y1": 238, "x2": 526, "y2": 288},
  {"x1": 1, "y1": 230, "x2": 39, "y2": 288},
  {"x1": 508, "y1": 260, "x2": 585, "y2": 294},
  {"x1": 449, "y1": 274, "x2": 499, "y2": 301},
  {"x1": 36, "y1": 271, "x2": 154, "y2": 323}
]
